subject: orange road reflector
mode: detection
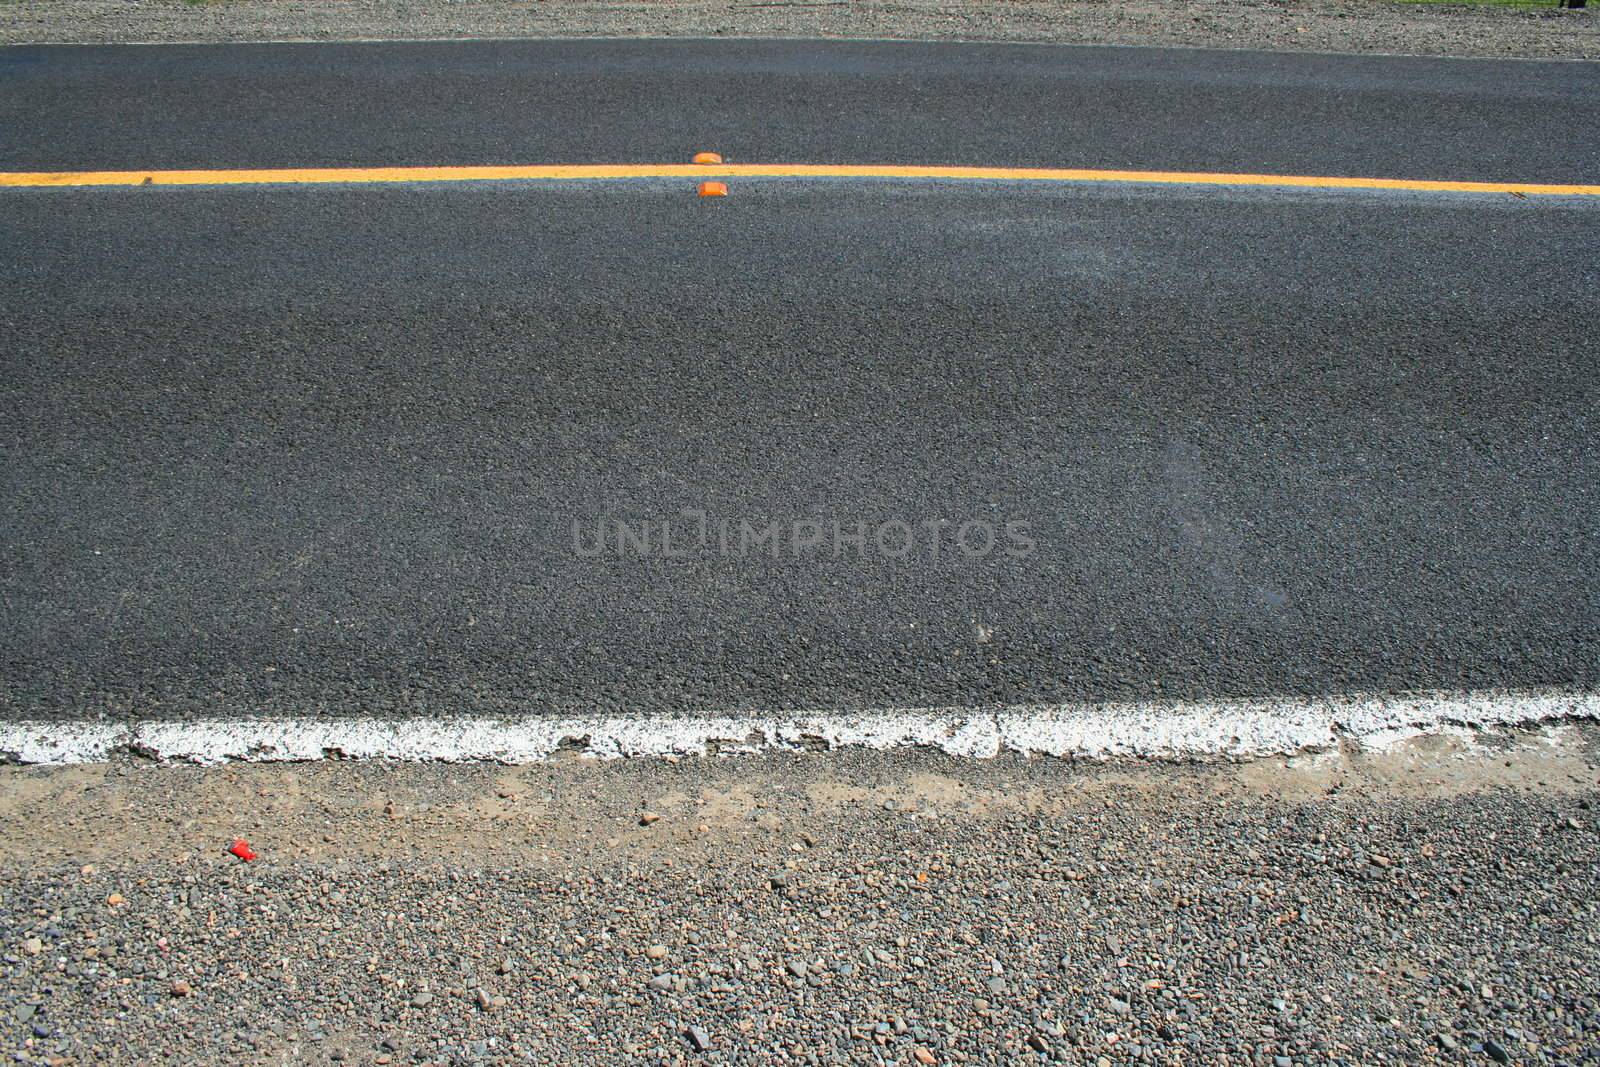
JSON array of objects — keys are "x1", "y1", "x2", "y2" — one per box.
[
  {"x1": 698, "y1": 181, "x2": 728, "y2": 197},
  {"x1": 692, "y1": 152, "x2": 723, "y2": 164}
]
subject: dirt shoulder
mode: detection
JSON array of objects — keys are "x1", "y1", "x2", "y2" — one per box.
[
  {"x1": 0, "y1": 723, "x2": 1596, "y2": 870},
  {"x1": 1, "y1": 0, "x2": 1596, "y2": 59},
  {"x1": 1, "y1": 725, "x2": 1597, "y2": 1066}
]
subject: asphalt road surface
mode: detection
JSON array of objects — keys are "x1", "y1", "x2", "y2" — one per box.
[{"x1": 1, "y1": 41, "x2": 1597, "y2": 723}]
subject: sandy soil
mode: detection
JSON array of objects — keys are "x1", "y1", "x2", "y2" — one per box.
[
  {"x1": 2, "y1": 723, "x2": 1594, "y2": 870},
  {"x1": 2, "y1": 0, "x2": 1597, "y2": 59}
]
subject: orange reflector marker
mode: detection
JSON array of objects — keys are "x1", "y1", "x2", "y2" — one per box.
[
  {"x1": 692, "y1": 152, "x2": 723, "y2": 164},
  {"x1": 698, "y1": 181, "x2": 728, "y2": 197}
]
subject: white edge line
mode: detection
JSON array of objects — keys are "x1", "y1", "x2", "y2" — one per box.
[{"x1": 1, "y1": 689, "x2": 1596, "y2": 766}]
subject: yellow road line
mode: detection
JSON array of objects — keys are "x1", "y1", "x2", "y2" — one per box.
[{"x1": 0, "y1": 163, "x2": 1596, "y2": 195}]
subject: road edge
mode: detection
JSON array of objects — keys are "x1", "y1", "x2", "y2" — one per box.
[{"x1": 4, "y1": 688, "x2": 1597, "y2": 765}]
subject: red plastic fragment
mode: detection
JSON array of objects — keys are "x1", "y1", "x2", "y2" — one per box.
[{"x1": 229, "y1": 839, "x2": 257, "y2": 862}]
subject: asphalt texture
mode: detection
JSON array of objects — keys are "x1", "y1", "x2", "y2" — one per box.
[
  {"x1": 2, "y1": 42, "x2": 1598, "y2": 722},
  {"x1": 4, "y1": 41, "x2": 1600, "y2": 181}
]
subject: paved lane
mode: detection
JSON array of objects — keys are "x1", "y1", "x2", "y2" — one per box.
[
  {"x1": 1, "y1": 42, "x2": 1596, "y2": 726},
  {"x1": 3, "y1": 41, "x2": 1599, "y2": 180}
]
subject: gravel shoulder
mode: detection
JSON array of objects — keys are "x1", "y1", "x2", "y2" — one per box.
[
  {"x1": 1, "y1": 0, "x2": 1596, "y2": 58},
  {"x1": 2, "y1": 724, "x2": 1597, "y2": 1065}
]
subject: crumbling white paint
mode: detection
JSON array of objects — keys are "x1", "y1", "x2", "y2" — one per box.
[{"x1": 1, "y1": 688, "x2": 1595, "y2": 766}]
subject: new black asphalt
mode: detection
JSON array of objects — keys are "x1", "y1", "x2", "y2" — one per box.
[
  {"x1": 1, "y1": 42, "x2": 1596, "y2": 722},
  {"x1": 3, "y1": 40, "x2": 1599, "y2": 180}
]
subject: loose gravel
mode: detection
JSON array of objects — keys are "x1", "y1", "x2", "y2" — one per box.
[
  {"x1": 2, "y1": 0, "x2": 1597, "y2": 59},
  {"x1": 1, "y1": 725, "x2": 1597, "y2": 1064}
]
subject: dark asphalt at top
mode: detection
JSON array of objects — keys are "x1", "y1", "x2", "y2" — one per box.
[
  {"x1": 2, "y1": 40, "x2": 1599, "y2": 181},
  {"x1": 1, "y1": 41, "x2": 1597, "y2": 722}
]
